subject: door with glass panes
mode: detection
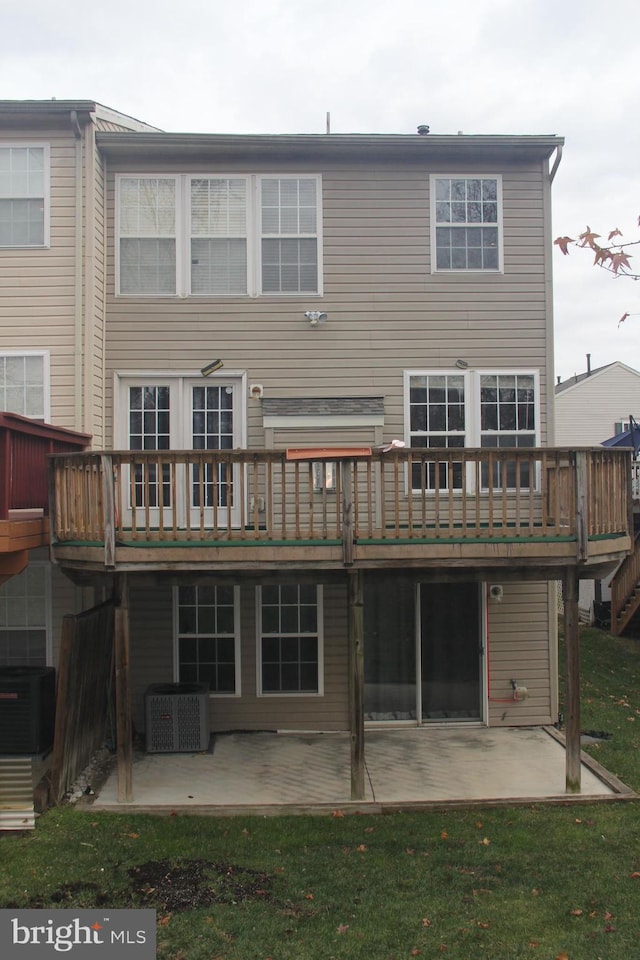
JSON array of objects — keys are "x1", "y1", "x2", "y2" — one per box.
[
  {"x1": 120, "y1": 378, "x2": 241, "y2": 529},
  {"x1": 364, "y1": 577, "x2": 483, "y2": 722}
]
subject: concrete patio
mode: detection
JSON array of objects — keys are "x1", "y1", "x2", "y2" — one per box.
[{"x1": 89, "y1": 726, "x2": 634, "y2": 815}]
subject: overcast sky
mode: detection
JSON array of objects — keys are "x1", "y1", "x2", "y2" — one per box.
[{"x1": 1, "y1": 0, "x2": 639, "y2": 383}]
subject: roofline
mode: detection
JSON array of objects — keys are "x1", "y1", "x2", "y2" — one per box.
[
  {"x1": 95, "y1": 131, "x2": 564, "y2": 165},
  {"x1": 0, "y1": 99, "x2": 160, "y2": 132},
  {"x1": 555, "y1": 360, "x2": 640, "y2": 396}
]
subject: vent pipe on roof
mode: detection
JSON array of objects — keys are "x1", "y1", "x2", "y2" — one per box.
[
  {"x1": 586, "y1": 353, "x2": 591, "y2": 374},
  {"x1": 417, "y1": 124, "x2": 430, "y2": 135}
]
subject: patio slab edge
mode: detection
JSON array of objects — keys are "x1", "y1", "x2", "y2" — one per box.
[{"x1": 544, "y1": 725, "x2": 637, "y2": 799}]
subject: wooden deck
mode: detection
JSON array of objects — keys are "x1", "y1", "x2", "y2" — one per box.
[
  {"x1": 0, "y1": 413, "x2": 90, "y2": 583},
  {"x1": 49, "y1": 447, "x2": 633, "y2": 577}
]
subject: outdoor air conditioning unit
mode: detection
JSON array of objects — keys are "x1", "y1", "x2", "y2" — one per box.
[
  {"x1": 0, "y1": 666, "x2": 56, "y2": 755},
  {"x1": 144, "y1": 682, "x2": 210, "y2": 753}
]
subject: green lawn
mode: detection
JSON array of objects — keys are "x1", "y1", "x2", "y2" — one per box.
[{"x1": 2, "y1": 625, "x2": 640, "y2": 959}]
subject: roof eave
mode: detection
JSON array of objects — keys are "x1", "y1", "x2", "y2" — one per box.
[{"x1": 95, "y1": 131, "x2": 564, "y2": 165}]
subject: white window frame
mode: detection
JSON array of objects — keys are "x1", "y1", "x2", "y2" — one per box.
[
  {"x1": 0, "y1": 143, "x2": 50, "y2": 248},
  {"x1": 172, "y1": 584, "x2": 241, "y2": 696},
  {"x1": 404, "y1": 368, "x2": 540, "y2": 492},
  {"x1": 0, "y1": 561, "x2": 52, "y2": 667},
  {"x1": 115, "y1": 173, "x2": 323, "y2": 298},
  {"x1": 0, "y1": 350, "x2": 50, "y2": 421},
  {"x1": 114, "y1": 371, "x2": 247, "y2": 528},
  {"x1": 430, "y1": 174, "x2": 503, "y2": 273},
  {"x1": 256, "y1": 584, "x2": 324, "y2": 697}
]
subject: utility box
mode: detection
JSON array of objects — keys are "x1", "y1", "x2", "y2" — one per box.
[
  {"x1": 0, "y1": 666, "x2": 56, "y2": 755},
  {"x1": 144, "y1": 682, "x2": 210, "y2": 753}
]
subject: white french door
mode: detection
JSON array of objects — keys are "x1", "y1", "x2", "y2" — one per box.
[{"x1": 118, "y1": 376, "x2": 243, "y2": 530}]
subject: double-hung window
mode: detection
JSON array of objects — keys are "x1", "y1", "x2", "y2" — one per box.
[
  {"x1": 119, "y1": 177, "x2": 177, "y2": 295},
  {"x1": 432, "y1": 176, "x2": 501, "y2": 271},
  {"x1": 175, "y1": 585, "x2": 240, "y2": 694},
  {"x1": 0, "y1": 352, "x2": 49, "y2": 420},
  {"x1": 0, "y1": 563, "x2": 51, "y2": 667},
  {"x1": 258, "y1": 584, "x2": 323, "y2": 695},
  {"x1": 0, "y1": 144, "x2": 49, "y2": 247},
  {"x1": 117, "y1": 174, "x2": 322, "y2": 296},
  {"x1": 406, "y1": 370, "x2": 538, "y2": 491}
]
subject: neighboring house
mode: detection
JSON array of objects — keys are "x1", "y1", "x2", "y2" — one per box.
[
  {"x1": 555, "y1": 359, "x2": 640, "y2": 626},
  {"x1": 0, "y1": 100, "x2": 632, "y2": 800}
]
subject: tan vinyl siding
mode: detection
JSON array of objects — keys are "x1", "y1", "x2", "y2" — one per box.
[
  {"x1": 128, "y1": 577, "x2": 349, "y2": 735},
  {"x1": 487, "y1": 581, "x2": 554, "y2": 726},
  {"x1": 0, "y1": 132, "x2": 79, "y2": 428},
  {"x1": 102, "y1": 158, "x2": 550, "y2": 447}
]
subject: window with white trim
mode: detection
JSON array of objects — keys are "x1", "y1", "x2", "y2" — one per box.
[
  {"x1": 0, "y1": 145, "x2": 49, "y2": 247},
  {"x1": 0, "y1": 352, "x2": 49, "y2": 420},
  {"x1": 117, "y1": 174, "x2": 322, "y2": 296},
  {"x1": 432, "y1": 176, "x2": 501, "y2": 271},
  {"x1": 0, "y1": 563, "x2": 51, "y2": 666},
  {"x1": 258, "y1": 584, "x2": 322, "y2": 695},
  {"x1": 406, "y1": 369, "x2": 538, "y2": 490},
  {"x1": 175, "y1": 585, "x2": 240, "y2": 694},
  {"x1": 408, "y1": 373, "x2": 466, "y2": 489},
  {"x1": 480, "y1": 373, "x2": 536, "y2": 488}
]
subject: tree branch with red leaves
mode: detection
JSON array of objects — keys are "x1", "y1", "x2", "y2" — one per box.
[{"x1": 555, "y1": 217, "x2": 640, "y2": 325}]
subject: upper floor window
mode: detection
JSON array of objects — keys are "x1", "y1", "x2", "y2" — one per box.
[
  {"x1": 117, "y1": 174, "x2": 322, "y2": 297},
  {"x1": 0, "y1": 352, "x2": 49, "y2": 420},
  {"x1": 431, "y1": 176, "x2": 501, "y2": 271},
  {"x1": 0, "y1": 145, "x2": 49, "y2": 247}
]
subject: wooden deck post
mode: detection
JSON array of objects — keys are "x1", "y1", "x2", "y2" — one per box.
[
  {"x1": 101, "y1": 454, "x2": 116, "y2": 569},
  {"x1": 114, "y1": 574, "x2": 133, "y2": 802},
  {"x1": 348, "y1": 568, "x2": 365, "y2": 800},
  {"x1": 563, "y1": 566, "x2": 581, "y2": 793}
]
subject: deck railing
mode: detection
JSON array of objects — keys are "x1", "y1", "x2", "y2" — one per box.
[
  {"x1": 50, "y1": 447, "x2": 631, "y2": 564},
  {"x1": 0, "y1": 413, "x2": 90, "y2": 521}
]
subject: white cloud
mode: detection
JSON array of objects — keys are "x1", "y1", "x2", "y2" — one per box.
[{"x1": 1, "y1": 0, "x2": 639, "y2": 377}]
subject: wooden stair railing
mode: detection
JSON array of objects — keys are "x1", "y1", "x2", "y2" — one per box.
[{"x1": 611, "y1": 529, "x2": 640, "y2": 635}]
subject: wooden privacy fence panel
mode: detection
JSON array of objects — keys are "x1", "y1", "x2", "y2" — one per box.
[
  {"x1": 50, "y1": 601, "x2": 115, "y2": 804},
  {"x1": 50, "y1": 447, "x2": 631, "y2": 549}
]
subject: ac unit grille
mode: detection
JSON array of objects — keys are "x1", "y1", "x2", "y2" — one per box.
[{"x1": 145, "y1": 683, "x2": 209, "y2": 753}]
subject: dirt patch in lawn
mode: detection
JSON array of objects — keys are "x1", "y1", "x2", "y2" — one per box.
[{"x1": 128, "y1": 859, "x2": 274, "y2": 912}]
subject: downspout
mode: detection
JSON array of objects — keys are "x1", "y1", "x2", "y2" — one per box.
[
  {"x1": 549, "y1": 143, "x2": 563, "y2": 183},
  {"x1": 70, "y1": 111, "x2": 83, "y2": 432}
]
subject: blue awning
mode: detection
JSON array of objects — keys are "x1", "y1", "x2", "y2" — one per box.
[{"x1": 601, "y1": 416, "x2": 640, "y2": 457}]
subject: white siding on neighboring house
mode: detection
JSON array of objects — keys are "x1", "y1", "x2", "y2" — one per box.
[{"x1": 555, "y1": 362, "x2": 640, "y2": 446}]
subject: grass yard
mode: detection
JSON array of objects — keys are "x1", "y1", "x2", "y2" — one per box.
[{"x1": 1, "y1": 625, "x2": 640, "y2": 960}]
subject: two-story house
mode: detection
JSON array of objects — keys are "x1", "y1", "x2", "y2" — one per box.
[{"x1": 0, "y1": 100, "x2": 632, "y2": 803}]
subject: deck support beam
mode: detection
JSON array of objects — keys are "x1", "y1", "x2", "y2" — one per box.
[
  {"x1": 114, "y1": 573, "x2": 133, "y2": 803},
  {"x1": 563, "y1": 566, "x2": 581, "y2": 793},
  {"x1": 348, "y1": 568, "x2": 365, "y2": 800}
]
